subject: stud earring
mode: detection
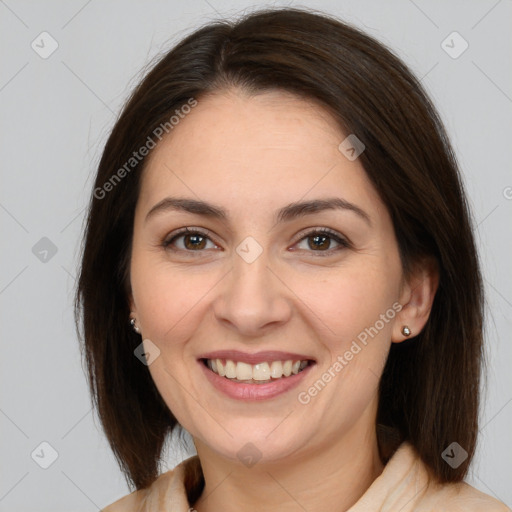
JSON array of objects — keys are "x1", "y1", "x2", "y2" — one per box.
[
  {"x1": 130, "y1": 317, "x2": 141, "y2": 334},
  {"x1": 401, "y1": 326, "x2": 411, "y2": 337}
]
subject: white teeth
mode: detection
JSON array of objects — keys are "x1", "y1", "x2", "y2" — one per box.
[
  {"x1": 225, "y1": 359, "x2": 237, "y2": 379},
  {"x1": 270, "y1": 361, "x2": 283, "y2": 378},
  {"x1": 236, "y1": 362, "x2": 253, "y2": 380},
  {"x1": 207, "y1": 358, "x2": 310, "y2": 381},
  {"x1": 253, "y1": 362, "x2": 271, "y2": 381}
]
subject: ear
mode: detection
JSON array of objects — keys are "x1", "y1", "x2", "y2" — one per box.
[
  {"x1": 392, "y1": 257, "x2": 439, "y2": 343},
  {"x1": 127, "y1": 292, "x2": 142, "y2": 334}
]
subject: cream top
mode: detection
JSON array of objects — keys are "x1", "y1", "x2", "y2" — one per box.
[{"x1": 102, "y1": 442, "x2": 510, "y2": 511}]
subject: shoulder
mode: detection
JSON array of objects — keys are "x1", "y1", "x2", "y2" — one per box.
[
  {"x1": 365, "y1": 442, "x2": 510, "y2": 512},
  {"x1": 423, "y1": 480, "x2": 511, "y2": 512},
  {"x1": 100, "y1": 466, "x2": 182, "y2": 512},
  {"x1": 100, "y1": 456, "x2": 201, "y2": 512},
  {"x1": 101, "y1": 488, "x2": 147, "y2": 512}
]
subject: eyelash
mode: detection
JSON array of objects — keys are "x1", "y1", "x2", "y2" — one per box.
[{"x1": 162, "y1": 227, "x2": 350, "y2": 256}]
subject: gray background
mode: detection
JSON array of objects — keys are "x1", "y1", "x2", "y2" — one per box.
[{"x1": 1, "y1": 0, "x2": 511, "y2": 510}]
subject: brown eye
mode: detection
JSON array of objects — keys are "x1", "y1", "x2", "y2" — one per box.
[
  {"x1": 183, "y1": 233, "x2": 207, "y2": 250},
  {"x1": 163, "y1": 228, "x2": 217, "y2": 252},
  {"x1": 308, "y1": 234, "x2": 331, "y2": 250},
  {"x1": 294, "y1": 229, "x2": 350, "y2": 255}
]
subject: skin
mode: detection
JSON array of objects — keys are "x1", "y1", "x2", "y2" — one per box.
[{"x1": 129, "y1": 89, "x2": 438, "y2": 512}]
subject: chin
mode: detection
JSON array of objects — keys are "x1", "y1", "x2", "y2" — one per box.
[{"x1": 191, "y1": 415, "x2": 319, "y2": 467}]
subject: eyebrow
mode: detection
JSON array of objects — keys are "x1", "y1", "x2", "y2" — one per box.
[{"x1": 145, "y1": 196, "x2": 371, "y2": 226}]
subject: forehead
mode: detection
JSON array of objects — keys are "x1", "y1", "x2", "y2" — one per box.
[{"x1": 137, "y1": 89, "x2": 383, "y2": 218}]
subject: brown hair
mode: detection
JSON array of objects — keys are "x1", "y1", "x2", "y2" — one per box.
[{"x1": 75, "y1": 7, "x2": 483, "y2": 490}]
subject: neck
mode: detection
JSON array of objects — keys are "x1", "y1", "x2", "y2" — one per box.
[{"x1": 192, "y1": 419, "x2": 384, "y2": 512}]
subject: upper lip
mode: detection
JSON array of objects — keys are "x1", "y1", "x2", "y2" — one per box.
[{"x1": 198, "y1": 350, "x2": 315, "y2": 365}]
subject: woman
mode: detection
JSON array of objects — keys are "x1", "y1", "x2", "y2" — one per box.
[{"x1": 75, "y1": 8, "x2": 510, "y2": 512}]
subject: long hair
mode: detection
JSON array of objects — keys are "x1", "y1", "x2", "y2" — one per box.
[{"x1": 75, "y1": 7, "x2": 483, "y2": 490}]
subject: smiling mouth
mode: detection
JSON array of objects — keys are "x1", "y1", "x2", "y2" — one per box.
[{"x1": 202, "y1": 358, "x2": 314, "y2": 384}]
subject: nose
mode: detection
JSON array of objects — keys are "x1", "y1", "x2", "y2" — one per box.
[{"x1": 212, "y1": 250, "x2": 292, "y2": 337}]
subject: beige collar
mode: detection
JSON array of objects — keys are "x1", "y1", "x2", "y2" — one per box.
[{"x1": 104, "y1": 442, "x2": 509, "y2": 512}]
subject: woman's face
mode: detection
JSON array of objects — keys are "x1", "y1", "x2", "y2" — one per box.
[{"x1": 130, "y1": 89, "x2": 408, "y2": 465}]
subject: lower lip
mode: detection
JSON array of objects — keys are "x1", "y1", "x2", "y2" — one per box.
[{"x1": 199, "y1": 361, "x2": 314, "y2": 401}]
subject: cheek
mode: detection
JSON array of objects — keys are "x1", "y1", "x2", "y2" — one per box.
[
  {"x1": 295, "y1": 266, "x2": 399, "y2": 418},
  {"x1": 130, "y1": 258, "x2": 222, "y2": 428},
  {"x1": 131, "y1": 256, "x2": 220, "y2": 348},
  {"x1": 295, "y1": 263, "x2": 400, "y2": 347}
]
